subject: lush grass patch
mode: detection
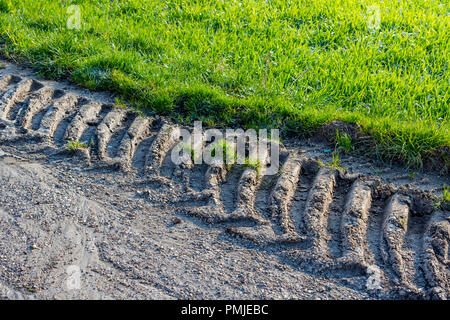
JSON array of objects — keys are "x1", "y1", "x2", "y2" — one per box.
[{"x1": 0, "y1": 0, "x2": 448, "y2": 167}]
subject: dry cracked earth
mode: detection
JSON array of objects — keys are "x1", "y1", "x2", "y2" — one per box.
[{"x1": 0, "y1": 60, "x2": 448, "y2": 300}]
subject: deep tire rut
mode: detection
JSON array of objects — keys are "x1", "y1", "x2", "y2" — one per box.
[{"x1": 0, "y1": 72, "x2": 448, "y2": 300}]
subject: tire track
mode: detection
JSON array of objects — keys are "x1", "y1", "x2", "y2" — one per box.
[{"x1": 0, "y1": 72, "x2": 448, "y2": 299}]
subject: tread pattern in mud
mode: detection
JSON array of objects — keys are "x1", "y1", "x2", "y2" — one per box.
[{"x1": 0, "y1": 73, "x2": 448, "y2": 300}]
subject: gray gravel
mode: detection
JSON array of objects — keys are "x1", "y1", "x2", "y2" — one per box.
[{"x1": 0, "y1": 151, "x2": 368, "y2": 299}]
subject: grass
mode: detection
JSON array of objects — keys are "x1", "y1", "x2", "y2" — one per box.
[
  {"x1": 335, "y1": 130, "x2": 353, "y2": 153},
  {"x1": 210, "y1": 138, "x2": 236, "y2": 166},
  {"x1": 433, "y1": 184, "x2": 450, "y2": 210},
  {"x1": 443, "y1": 185, "x2": 450, "y2": 203},
  {"x1": 317, "y1": 152, "x2": 345, "y2": 170},
  {"x1": 66, "y1": 140, "x2": 88, "y2": 152},
  {"x1": 329, "y1": 152, "x2": 346, "y2": 170},
  {"x1": 181, "y1": 142, "x2": 196, "y2": 163},
  {"x1": 318, "y1": 152, "x2": 345, "y2": 170},
  {"x1": 244, "y1": 157, "x2": 262, "y2": 175},
  {"x1": 0, "y1": 0, "x2": 448, "y2": 168}
]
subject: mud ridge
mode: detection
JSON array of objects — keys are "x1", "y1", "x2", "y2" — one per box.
[{"x1": 0, "y1": 71, "x2": 448, "y2": 300}]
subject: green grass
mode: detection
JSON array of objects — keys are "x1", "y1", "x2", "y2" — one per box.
[
  {"x1": 244, "y1": 157, "x2": 262, "y2": 175},
  {"x1": 181, "y1": 142, "x2": 196, "y2": 162},
  {"x1": 329, "y1": 152, "x2": 346, "y2": 170},
  {"x1": 433, "y1": 184, "x2": 450, "y2": 210},
  {"x1": 443, "y1": 185, "x2": 450, "y2": 203},
  {"x1": 335, "y1": 130, "x2": 354, "y2": 153},
  {"x1": 66, "y1": 140, "x2": 88, "y2": 152},
  {"x1": 210, "y1": 138, "x2": 236, "y2": 166},
  {"x1": 0, "y1": 0, "x2": 448, "y2": 168}
]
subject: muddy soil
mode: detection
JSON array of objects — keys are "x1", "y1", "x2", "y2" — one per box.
[{"x1": 0, "y1": 60, "x2": 448, "y2": 300}]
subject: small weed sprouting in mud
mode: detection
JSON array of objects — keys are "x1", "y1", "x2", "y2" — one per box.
[
  {"x1": 335, "y1": 130, "x2": 353, "y2": 153},
  {"x1": 244, "y1": 157, "x2": 262, "y2": 176},
  {"x1": 433, "y1": 185, "x2": 450, "y2": 210},
  {"x1": 182, "y1": 143, "x2": 196, "y2": 163},
  {"x1": 408, "y1": 171, "x2": 416, "y2": 180},
  {"x1": 210, "y1": 139, "x2": 236, "y2": 169},
  {"x1": 328, "y1": 152, "x2": 346, "y2": 171},
  {"x1": 267, "y1": 131, "x2": 281, "y2": 144},
  {"x1": 444, "y1": 185, "x2": 450, "y2": 202},
  {"x1": 66, "y1": 140, "x2": 88, "y2": 153},
  {"x1": 317, "y1": 159, "x2": 325, "y2": 168}
]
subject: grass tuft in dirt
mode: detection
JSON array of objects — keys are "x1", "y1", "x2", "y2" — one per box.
[
  {"x1": 433, "y1": 184, "x2": 450, "y2": 210},
  {"x1": 181, "y1": 142, "x2": 196, "y2": 163},
  {"x1": 210, "y1": 139, "x2": 237, "y2": 167},
  {"x1": 335, "y1": 130, "x2": 354, "y2": 154},
  {"x1": 244, "y1": 157, "x2": 262, "y2": 176},
  {"x1": 66, "y1": 140, "x2": 88, "y2": 153},
  {"x1": 328, "y1": 152, "x2": 346, "y2": 171}
]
